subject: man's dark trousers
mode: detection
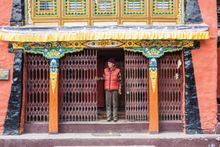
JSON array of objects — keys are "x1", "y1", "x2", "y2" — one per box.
[{"x1": 105, "y1": 90, "x2": 118, "y2": 121}]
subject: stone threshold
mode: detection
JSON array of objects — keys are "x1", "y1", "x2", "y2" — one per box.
[{"x1": 1, "y1": 133, "x2": 220, "y2": 140}]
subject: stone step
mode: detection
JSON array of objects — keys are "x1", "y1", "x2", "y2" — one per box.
[
  {"x1": 54, "y1": 146, "x2": 155, "y2": 147},
  {"x1": 24, "y1": 121, "x2": 182, "y2": 133},
  {"x1": 0, "y1": 133, "x2": 219, "y2": 147}
]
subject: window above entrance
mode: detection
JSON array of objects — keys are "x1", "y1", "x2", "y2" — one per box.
[{"x1": 26, "y1": 0, "x2": 183, "y2": 26}]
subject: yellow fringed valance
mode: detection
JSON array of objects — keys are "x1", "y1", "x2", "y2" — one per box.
[{"x1": 0, "y1": 27, "x2": 210, "y2": 42}]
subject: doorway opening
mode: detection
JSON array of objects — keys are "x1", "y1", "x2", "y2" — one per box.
[{"x1": 97, "y1": 49, "x2": 125, "y2": 120}]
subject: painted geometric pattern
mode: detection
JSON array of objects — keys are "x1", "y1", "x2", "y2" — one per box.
[
  {"x1": 64, "y1": 0, "x2": 88, "y2": 16},
  {"x1": 94, "y1": 0, "x2": 117, "y2": 16},
  {"x1": 152, "y1": 0, "x2": 174, "y2": 15},
  {"x1": 34, "y1": 0, "x2": 58, "y2": 16},
  {"x1": 123, "y1": 0, "x2": 146, "y2": 15}
]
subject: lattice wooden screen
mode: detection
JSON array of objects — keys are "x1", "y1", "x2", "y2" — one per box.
[
  {"x1": 59, "y1": 49, "x2": 98, "y2": 122},
  {"x1": 158, "y1": 51, "x2": 183, "y2": 121},
  {"x1": 124, "y1": 51, "x2": 149, "y2": 121},
  {"x1": 25, "y1": 54, "x2": 50, "y2": 123}
]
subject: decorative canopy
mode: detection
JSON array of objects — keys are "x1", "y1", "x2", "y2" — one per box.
[{"x1": 0, "y1": 24, "x2": 209, "y2": 42}]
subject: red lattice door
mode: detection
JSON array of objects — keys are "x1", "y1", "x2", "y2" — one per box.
[
  {"x1": 124, "y1": 51, "x2": 149, "y2": 121},
  {"x1": 158, "y1": 51, "x2": 183, "y2": 131},
  {"x1": 25, "y1": 54, "x2": 50, "y2": 132},
  {"x1": 59, "y1": 49, "x2": 98, "y2": 122}
]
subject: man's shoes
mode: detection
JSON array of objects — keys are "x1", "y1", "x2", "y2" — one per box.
[
  {"x1": 107, "y1": 118, "x2": 111, "y2": 122},
  {"x1": 113, "y1": 118, "x2": 118, "y2": 122}
]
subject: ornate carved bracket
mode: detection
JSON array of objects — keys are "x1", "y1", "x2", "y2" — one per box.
[
  {"x1": 11, "y1": 42, "x2": 83, "y2": 59},
  {"x1": 124, "y1": 40, "x2": 194, "y2": 58}
]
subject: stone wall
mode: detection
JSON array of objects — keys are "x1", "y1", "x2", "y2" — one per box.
[
  {"x1": 0, "y1": 0, "x2": 14, "y2": 134},
  {"x1": 192, "y1": 0, "x2": 218, "y2": 132}
]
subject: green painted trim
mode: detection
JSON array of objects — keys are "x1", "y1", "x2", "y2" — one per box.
[
  {"x1": 124, "y1": 46, "x2": 182, "y2": 58},
  {"x1": 34, "y1": 0, "x2": 58, "y2": 17},
  {"x1": 123, "y1": 0, "x2": 145, "y2": 15},
  {"x1": 64, "y1": 0, "x2": 87, "y2": 16},
  {"x1": 25, "y1": 48, "x2": 83, "y2": 59},
  {"x1": 152, "y1": 0, "x2": 174, "y2": 15},
  {"x1": 13, "y1": 42, "x2": 83, "y2": 59},
  {"x1": 94, "y1": 0, "x2": 117, "y2": 16}
]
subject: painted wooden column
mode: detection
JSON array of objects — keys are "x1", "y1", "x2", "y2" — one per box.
[
  {"x1": 49, "y1": 58, "x2": 59, "y2": 133},
  {"x1": 148, "y1": 58, "x2": 159, "y2": 133}
]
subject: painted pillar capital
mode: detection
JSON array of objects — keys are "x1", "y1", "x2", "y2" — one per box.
[{"x1": 149, "y1": 58, "x2": 158, "y2": 93}]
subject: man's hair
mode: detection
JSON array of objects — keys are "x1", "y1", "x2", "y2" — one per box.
[{"x1": 107, "y1": 58, "x2": 116, "y2": 64}]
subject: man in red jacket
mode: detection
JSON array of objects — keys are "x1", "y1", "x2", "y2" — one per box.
[{"x1": 97, "y1": 58, "x2": 122, "y2": 122}]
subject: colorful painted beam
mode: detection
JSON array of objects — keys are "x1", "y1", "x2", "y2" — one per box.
[{"x1": 11, "y1": 40, "x2": 195, "y2": 50}]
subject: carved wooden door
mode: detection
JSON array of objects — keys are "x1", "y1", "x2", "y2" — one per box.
[
  {"x1": 59, "y1": 49, "x2": 98, "y2": 122},
  {"x1": 124, "y1": 51, "x2": 149, "y2": 121},
  {"x1": 25, "y1": 54, "x2": 50, "y2": 132},
  {"x1": 158, "y1": 51, "x2": 183, "y2": 130}
]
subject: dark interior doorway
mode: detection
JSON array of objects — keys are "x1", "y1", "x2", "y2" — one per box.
[{"x1": 97, "y1": 49, "x2": 125, "y2": 120}]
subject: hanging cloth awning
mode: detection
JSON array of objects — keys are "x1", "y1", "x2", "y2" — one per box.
[{"x1": 0, "y1": 24, "x2": 209, "y2": 42}]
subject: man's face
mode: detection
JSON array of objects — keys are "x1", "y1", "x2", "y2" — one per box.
[{"x1": 107, "y1": 62, "x2": 114, "y2": 68}]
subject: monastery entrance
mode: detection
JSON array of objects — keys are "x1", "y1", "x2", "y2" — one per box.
[
  {"x1": 24, "y1": 49, "x2": 183, "y2": 133},
  {"x1": 97, "y1": 49, "x2": 125, "y2": 120}
]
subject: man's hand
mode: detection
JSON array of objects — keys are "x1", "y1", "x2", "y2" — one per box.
[
  {"x1": 95, "y1": 76, "x2": 104, "y2": 81},
  {"x1": 118, "y1": 88, "x2": 122, "y2": 95},
  {"x1": 95, "y1": 76, "x2": 99, "y2": 80}
]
